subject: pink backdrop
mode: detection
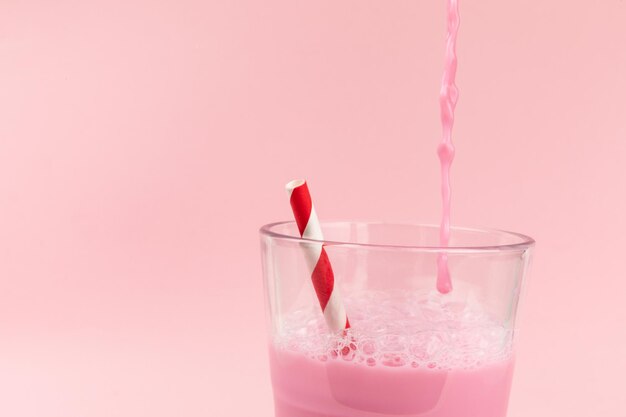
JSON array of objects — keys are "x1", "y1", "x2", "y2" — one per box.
[{"x1": 1, "y1": 1, "x2": 625, "y2": 416}]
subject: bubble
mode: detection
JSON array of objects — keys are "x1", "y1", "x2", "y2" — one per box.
[
  {"x1": 380, "y1": 335, "x2": 405, "y2": 352},
  {"x1": 359, "y1": 339, "x2": 377, "y2": 356},
  {"x1": 341, "y1": 346, "x2": 356, "y2": 361},
  {"x1": 381, "y1": 353, "x2": 407, "y2": 367},
  {"x1": 409, "y1": 331, "x2": 447, "y2": 363}
]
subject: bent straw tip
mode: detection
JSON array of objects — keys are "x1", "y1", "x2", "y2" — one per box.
[{"x1": 285, "y1": 179, "x2": 306, "y2": 192}]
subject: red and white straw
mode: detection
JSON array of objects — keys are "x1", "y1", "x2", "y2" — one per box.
[{"x1": 286, "y1": 179, "x2": 350, "y2": 333}]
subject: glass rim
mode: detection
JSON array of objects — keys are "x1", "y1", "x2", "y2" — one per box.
[{"x1": 259, "y1": 221, "x2": 535, "y2": 253}]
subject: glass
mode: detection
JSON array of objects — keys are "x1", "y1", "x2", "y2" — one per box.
[{"x1": 260, "y1": 222, "x2": 534, "y2": 417}]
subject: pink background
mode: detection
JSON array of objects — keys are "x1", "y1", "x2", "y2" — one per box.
[{"x1": 1, "y1": 0, "x2": 625, "y2": 416}]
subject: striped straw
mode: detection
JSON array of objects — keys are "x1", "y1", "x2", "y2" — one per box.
[{"x1": 286, "y1": 179, "x2": 350, "y2": 333}]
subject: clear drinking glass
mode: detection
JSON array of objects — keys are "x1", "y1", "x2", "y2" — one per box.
[{"x1": 259, "y1": 222, "x2": 534, "y2": 417}]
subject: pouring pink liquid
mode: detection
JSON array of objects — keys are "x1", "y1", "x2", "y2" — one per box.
[{"x1": 436, "y1": 0, "x2": 460, "y2": 294}]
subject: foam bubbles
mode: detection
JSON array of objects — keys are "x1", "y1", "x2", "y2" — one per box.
[{"x1": 275, "y1": 289, "x2": 513, "y2": 369}]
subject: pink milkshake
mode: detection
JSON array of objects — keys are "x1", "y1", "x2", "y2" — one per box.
[
  {"x1": 261, "y1": 0, "x2": 535, "y2": 411},
  {"x1": 269, "y1": 290, "x2": 516, "y2": 417}
]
